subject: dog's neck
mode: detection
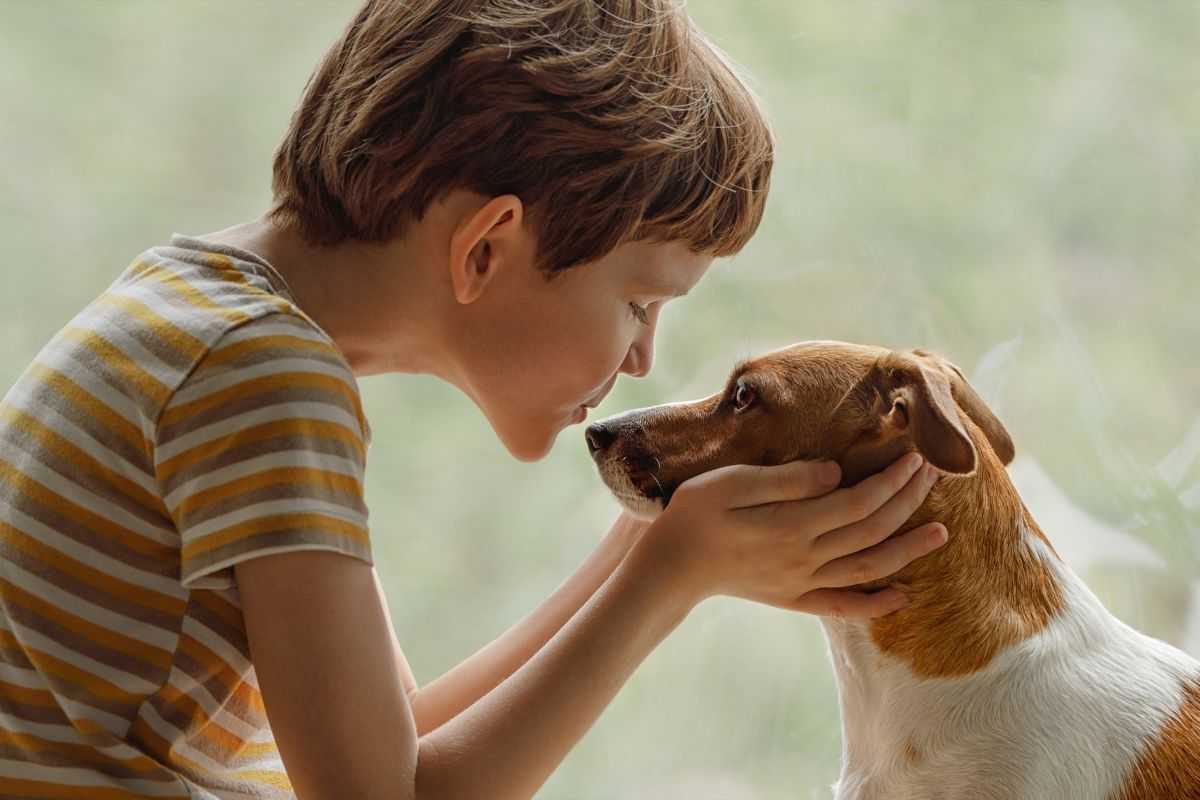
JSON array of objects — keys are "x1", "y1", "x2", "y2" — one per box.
[
  {"x1": 819, "y1": 442, "x2": 1072, "y2": 794},
  {"x1": 857, "y1": 447, "x2": 1067, "y2": 678}
]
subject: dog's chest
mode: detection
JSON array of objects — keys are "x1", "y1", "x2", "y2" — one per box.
[{"x1": 820, "y1": 571, "x2": 1200, "y2": 800}]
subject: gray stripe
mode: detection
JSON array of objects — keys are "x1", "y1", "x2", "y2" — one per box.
[
  {"x1": 1, "y1": 599, "x2": 169, "y2": 690},
  {"x1": 178, "y1": 479, "x2": 366, "y2": 530},
  {"x1": 157, "y1": 382, "x2": 359, "y2": 447},
  {"x1": 0, "y1": 424, "x2": 170, "y2": 529},
  {"x1": 0, "y1": 488, "x2": 178, "y2": 580},
  {"x1": 161, "y1": 433, "x2": 363, "y2": 499},
  {"x1": 0, "y1": 544, "x2": 180, "y2": 635}
]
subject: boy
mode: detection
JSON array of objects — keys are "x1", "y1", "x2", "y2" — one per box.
[{"x1": 0, "y1": 1, "x2": 947, "y2": 797}]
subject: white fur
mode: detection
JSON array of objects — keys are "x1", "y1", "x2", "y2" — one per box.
[{"x1": 822, "y1": 527, "x2": 1200, "y2": 800}]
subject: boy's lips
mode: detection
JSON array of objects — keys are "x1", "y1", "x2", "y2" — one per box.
[{"x1": 583, "y1": 376, "x2": 617, "y2": 408}]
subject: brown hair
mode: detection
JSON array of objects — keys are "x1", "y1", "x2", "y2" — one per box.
[{"x1": 269, "y1": 0, "x2": 774, "y2": 274}]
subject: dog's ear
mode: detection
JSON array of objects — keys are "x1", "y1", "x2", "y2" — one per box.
[
  {"x1": 913, "y1": 349, "x2": 1015, "y2": 466},
  {"x1": 835, "y1": 352, "x2": 977, "y2": 485}
]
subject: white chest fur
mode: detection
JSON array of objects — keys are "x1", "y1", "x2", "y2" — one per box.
[{"x1": 820, "y1": 539, "x2": 1200, "y2": 800}]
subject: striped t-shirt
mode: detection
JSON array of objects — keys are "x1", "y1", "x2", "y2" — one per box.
[{"x1": 0, "y1": 234, "x2": 373, "y2": 798}]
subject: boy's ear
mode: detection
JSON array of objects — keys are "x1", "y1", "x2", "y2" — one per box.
[{"x1": 448, "y1": 194, "x2": 527, "y2": 305}]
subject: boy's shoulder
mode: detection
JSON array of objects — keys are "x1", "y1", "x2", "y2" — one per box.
[{"x1": 15, "y1": 234, "x2": 363, "y2": 438}]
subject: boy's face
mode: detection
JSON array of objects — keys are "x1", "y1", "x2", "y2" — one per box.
[{"x1": 464, "y1": 238, "x2": 712, "y2": 462}]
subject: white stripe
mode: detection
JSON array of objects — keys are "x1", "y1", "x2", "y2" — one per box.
[
  {"x1": 70, "y1": 313, "x2": 180, "y2": 392},
  {"x1": 217, "y1": 317, "x2": 329, "y2": 347},
  {"x1": 164, "y1": 450, "x2": 362, "y2": 510},
  {"x1": 0, "y1": 440, "x2": 176, "y2": 547},
  {"x1": 0, "y1": 661, "x2": 49, "y2": 691},
  {"x1": 0, "y1": 757, "x2": 184, "y2": 795},
  {"x1": 0, "y1": 499, "x2": 185, "y2": 598},
  {"x1": 169, "y1": 357, "x2": 356, "y2": 407},
  {"x1": 0, "y1": 711, "x2": 87, "y2": 744},
  {"x1": 184, "y1": 498, "x2": 367, "y2": 541},
  {"x1": 0, "y1": 709, "x2": 152, "y2": 767},
  {"x1": 142, "y1": 253, "x2": 249, "y2": 309},
  {"x1": 0, "y1": 615, "x2": 159, "y2": 696},
  {"x1": 105, "y1": 281, "x2": 219, "y2": 347},
  {"x1": 3, "y1": 378, "x2": 159, "y2": 494},
  {"x1": 138, "y1": 703, "x2": 259, "y2": 778},
  {"x1": 165, "y1": 667, "x2": 266, "y2": 744},
  {"x1": 157, "y1": 401, "x2": 361, "y2": 466},
  {"x1": 180, "y1": 616, "x2": 251, "y2": 677},
  {"x1": 32, "y1": 340, "x2": 146, "y2": 430},
  {"x1": 1, "y1": 560, "x2": 178, "y2": 652},
  {"x1": 0, "y1": 630, "x2": 134, "y2": 736}
]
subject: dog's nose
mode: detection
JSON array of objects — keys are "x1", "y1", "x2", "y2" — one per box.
[{"x1": 585, "y1": 422, "x2": 619, "y2": 458}]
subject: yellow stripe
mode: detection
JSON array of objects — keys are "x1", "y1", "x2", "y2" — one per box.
[
  {"x1": 157, "y1": 418, "x2": 364, "y2": 484},
  {"x1": 233, "y1": 768, "x2": 292, "y2": 789},
  {"x1": 0, "y1": 521, "x2": 186, "y2": 618},
  {"x1": 93, "y1": 293, "x2": 208, "y2": 363},
  {"x1": 176, "y1": 466, "x2": 362, "y2": 520},
  {"x1": 0, "y1": 629, "x2": 142, "y2": 708},
  {"x1": 199, "y1": 332, "x2": 335, "y2": 371},
  {"x1": 128, "y1": 714, "x2": 215, "y2": 781},
  {"x1": 171, "y1": 633, "x2": 258, "y2": 710},
  {"x1": 1, "y1": 405, "x2": 167, "y2": 516},
  {"x1": 133, "y1": 261, "x2": 249, "y2": 324},
  {"x1": 0, "y1": 578, "x2": 173, "y2": 672},
  {"x1": 183, "y1": 511, "x2": 369, "y2": 563},
  {"x1": 27, "y1": 363, "x2": 153, "y2": 458},
  {"x1": 59, "y1": 327, "x2": 172, "y2": 408},
  {"x1": 0, "y1": 727, "x2": 168, "y2": 776},
  {"x1": 0, "y1": 460, "x2": 175, "y2": 561},
  {"x1": 159, "y1": 370, "x2": 361, "y2": 429},
  {"x1": 0, "y1": 678, "x2": 59, "y2": 707},
  {"x1": 197, "y1": 252, "x2": 249, "y2": 281},
  {"x1": 0, "y1": 778, "x2": 180, "y2": 800},
  {"x1": 152, "y1": 680, "x2": 278, "y2": 761}
]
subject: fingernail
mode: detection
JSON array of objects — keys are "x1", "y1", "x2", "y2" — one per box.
[
  {"x1": 903, "y1": 452, "x2": 924, "y2": 474},
  {"x1": 924, "y1": 464, "x2": 939, "y2": 484},
  {"x1": 929, "y1": 524, "x2": 948, "y2": 545},
  {"x1": 820, "y1": 461, "x2": 841, "y2": 486}
]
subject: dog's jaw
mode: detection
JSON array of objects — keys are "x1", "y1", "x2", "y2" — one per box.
[{"x1": 594, "y1": 457, "x2": 666, "y2": 520}]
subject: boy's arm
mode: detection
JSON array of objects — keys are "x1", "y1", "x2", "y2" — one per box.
[
  {"x1": 405, "y1": 512, "x2": 648, "y2": 735},
  {"x1": 235, "y1": 524, "x2": 683, "y2": 800}
]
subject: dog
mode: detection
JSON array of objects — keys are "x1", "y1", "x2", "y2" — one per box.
[{"x1": 585, "y1": 341, "x2": 1200, "y2": 800}]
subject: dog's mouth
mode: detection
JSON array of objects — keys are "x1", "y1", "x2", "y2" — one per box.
[{"x1": 593, "y1": 450, "x2": 679, "y2": 518}]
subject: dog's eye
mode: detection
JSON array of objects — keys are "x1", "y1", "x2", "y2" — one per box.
[{"x1": 733, "y1": 382, "x2": 757, "y2": 412}]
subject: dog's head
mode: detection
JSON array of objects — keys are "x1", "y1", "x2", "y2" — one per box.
[{"x1": 586, "y1": 341, "x2": 1015, "y2": 518}]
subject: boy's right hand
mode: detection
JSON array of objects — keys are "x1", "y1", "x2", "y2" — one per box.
[{"x1": 639, "y1": 452, "x2": 947, "y2": 618}]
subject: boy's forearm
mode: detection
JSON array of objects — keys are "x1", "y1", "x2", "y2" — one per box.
[
  {"x1": 409, "y1": 513, "x2": 648, "y2": 735},
  {"x1": 414, "y1": 536, "x2": 696, "y2": 800}
]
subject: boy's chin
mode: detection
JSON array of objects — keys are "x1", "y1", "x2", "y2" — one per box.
[{"x1": 495, "y1": 415, "x2": 567, "y2": 463}]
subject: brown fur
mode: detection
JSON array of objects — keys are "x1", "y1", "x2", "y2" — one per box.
[
  {"x1": 594, "y1": 341, "x2": 1063, "y2": 677},
  {"x1": 1115, "y1": 677, "x2": 1200, "y2": 799}
]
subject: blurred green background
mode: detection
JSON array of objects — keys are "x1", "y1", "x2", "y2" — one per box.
[{"x1": 2, "y1": 2, "x2": 1197, "y2": 797}]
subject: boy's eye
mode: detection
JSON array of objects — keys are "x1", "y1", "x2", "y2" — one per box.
[{"x1": 629, "y1": 302, "x2": 650, "y2": 325}]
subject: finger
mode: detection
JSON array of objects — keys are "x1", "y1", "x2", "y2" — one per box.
[
  {"x1": 811, "y1": 462, "x2": 940, "y2": 562},
  {"x1": 718, "y1": 460, "x2": 842, "y2": 509},
  {"x1": 812, "y1": 522, "x2": 948, "y2": 589},
  {"x1": 789, "y1": 451, "x2": 925, "y2": 535},
  {"x1": 785, "y1": 586, "x2": 911, "y2": 618}
]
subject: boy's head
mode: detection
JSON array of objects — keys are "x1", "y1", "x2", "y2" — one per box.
[
  {"x1": 267, "y1": 0, "x2": 775, "y2": 460},
  {"x1": 269, "y1": 0, "x2": 773, "y2": 274}
]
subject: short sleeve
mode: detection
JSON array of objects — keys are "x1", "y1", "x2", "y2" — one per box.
[{"x1": 154, "y1": 313, "x2": 372, "y2": 590}]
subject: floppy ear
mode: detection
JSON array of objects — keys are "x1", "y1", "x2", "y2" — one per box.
[
  {"x1": 836, "y1": 352, "x2": 977, "y2": 485},
  {"x1": 913, "y1": 349, "x2": 1015, "y2": 466}
]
